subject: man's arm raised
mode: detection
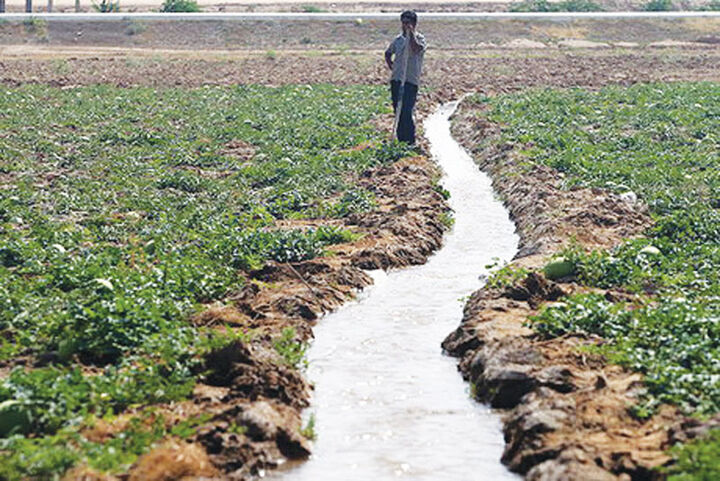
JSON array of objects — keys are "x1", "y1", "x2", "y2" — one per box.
[{"x1": 407, "y1": 25, "x2": 425, "y2": 54}]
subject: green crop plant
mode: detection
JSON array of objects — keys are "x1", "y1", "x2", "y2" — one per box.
[
  {"x1": 160, "y1": 0, "x2": 200, "y2": 12},
  {"x1": 485, "y1": 263, "x2": 530, "y2": 289},
  {"x1": 466, "y1": 83, "x2": 720, "y2": 476},
  {"x1": 643, "y1": 0, "x2": 674, "y2": 10},
  {"x1": 664, "y1": 429, "x2": 720, "y2": 481},
  {"x1": 273, "y1": 327, "x2": 309, "y2": 368},
  {"x1": 0, "y1": 83, "x2": 404, "y2": 478},
  {"x1": 301, "y1": 4, "x2": 326, "y2": 12},
  {"x1": 300, "y1": 413, "x2": 317, "y2": 440},
  {"x1": 92, "y1": 0, "x2": 120, "y2": 11}
]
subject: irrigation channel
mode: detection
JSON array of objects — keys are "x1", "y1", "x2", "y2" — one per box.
[{"x1": 274, "y1": 101, "x2": 520, "y2": 480}]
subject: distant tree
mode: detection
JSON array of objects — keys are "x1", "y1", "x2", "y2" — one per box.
[
  {"x1": 160, "y1": 0, "x2": 200, "y2": 12},
  {"x1": 92, "y1": 0, "x2": 119, "y2": 11},
  {"x1": 643, "y1": 0, "x2": 674, "y2": 10}
]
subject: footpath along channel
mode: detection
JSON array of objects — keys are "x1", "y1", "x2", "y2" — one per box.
[{"x1": 275, "y1": 101, "x2": 520, "y2": 480}]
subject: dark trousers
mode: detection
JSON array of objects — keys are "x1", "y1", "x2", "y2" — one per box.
[{"x1": 390, "y1": 80, "x2": 418, "y2": 144}]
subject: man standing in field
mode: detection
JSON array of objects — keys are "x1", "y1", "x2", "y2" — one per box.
[{"x1": 385, "y1": 10, "x2": 427, "y2": 145}]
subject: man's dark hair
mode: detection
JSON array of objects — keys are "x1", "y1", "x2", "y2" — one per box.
[{"x1": 400, "y1": 10, "x2": 417, "y2": 25}]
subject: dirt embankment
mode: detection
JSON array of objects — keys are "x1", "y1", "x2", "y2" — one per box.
[
  {"x1": 61, "y1": 149, "x2": 449, "y2": 480},
  {"x1": 441, "y1": 99, "x2": 712, "y2": 480}
]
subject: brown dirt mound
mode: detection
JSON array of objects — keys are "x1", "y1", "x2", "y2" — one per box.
[
  {"x1": 442, "y1": 97, "x2": 699, "y2": 480},
  {"x1": 160, "y1": 152, "x2": 448, "y2": 478},
  {"x1": 129, "y1": 440, "x2": 220, "y2": 481}
]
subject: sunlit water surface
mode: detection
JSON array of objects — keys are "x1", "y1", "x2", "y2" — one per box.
[{"x1": 274, "y1": 101, "x2": 520, "y2": 481}]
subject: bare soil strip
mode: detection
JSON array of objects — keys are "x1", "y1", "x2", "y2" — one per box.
[
  {"x1": 4, "y1": 17, "x2": 720, "y2": 50},
  {"x1": 3, "y1": 50, "x2": 720, "y2": 98}
]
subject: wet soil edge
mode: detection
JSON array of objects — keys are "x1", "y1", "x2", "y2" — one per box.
[
  {"x1": 51, "y1": 128, "x2": 449, "y2": 479},
  {"x1": 441, "y1": 98, "x2": 689, "y2": 481}
]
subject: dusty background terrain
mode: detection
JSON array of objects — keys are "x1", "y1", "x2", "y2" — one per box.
[
  {"x1": 1, "y1": 0, "x2": 706, "y2": 13},
  {"x1": 3, "y1": 16, "x2": 720, "y2": 49}
]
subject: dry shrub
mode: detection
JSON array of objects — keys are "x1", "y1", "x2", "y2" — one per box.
[
  {"x1": 192, "y1": 304, "x2": 247, "y2": 326},
  {"x1": 62, "y1": 466, "x2": 118, "y2": 481},
  {"x1": 129, "y1": 440, "x2": 219, "y2": 481}
]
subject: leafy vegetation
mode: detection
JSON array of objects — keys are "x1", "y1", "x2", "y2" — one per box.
[
  {"x1": 469, "y1": 82, "x2": 719, "y2": 473},
  {"x1": 485, "y1": 262, "x2": 530, "y2": 289},
  {"x1": 301, "y1": 4, "x2": 327, "y2": 12},
  {"x1": 91, "y1": 0, "x2": 120, "y2": 12},
  {"x1": 531, "y1": 294, "x2": 719, "y2": 415},
  {"x1": 159, "y1": 0, "x2": 201, "y2": 12},
  {"x1": 0, "y1": 411, "x2": 208, "y2": 480},
  {"x1": 273, "y1": 327, "x2": 309, "y2": 368},
  {"x1": 665, "y1": 429, "x2": 720, "y2": 481},
  {"x1": 300, "y1": 413, "x2": 316, "y2": 440},
  {"x1": 643, "y1": 0, "x2": 674, "y2": 10},
  {"x1": 0, "y1": 84, "x2": 405, "y2": 477}
]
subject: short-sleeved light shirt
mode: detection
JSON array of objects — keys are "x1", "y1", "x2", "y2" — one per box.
[{"x1": 386, "y1": 32, "x2": 427, "y2": 86}]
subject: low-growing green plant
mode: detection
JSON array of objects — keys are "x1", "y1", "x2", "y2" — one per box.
[
  {"x1": 433, "y1": 183, "x2": 451, "y2": 201},
  {"x1": 227, "y1": 421, "x2": 248, "y2": 435},
  {"x1": 170, "y1": 413, "x2": 213, "y2": 438},
  {"x1": 51, "y1": 59, "x2": 71, "y2": 75},
  {"x1": 160, "y1": 0, "x2": 200, "y2": 12},
  {"x1": 0, "y1": 83, "x2": 397, "y2": 477},
  {"x1": 22, "y1": 17, "x2": 47, "y2": 35},
  {"x1": 301, "y1": 4, "x2": 326, "y2": 12},
  {"x1": 92, "y1": 0, "x2": 119, "y2": 11},
  {"x1": 438, "y1": 211, "x2": 455, "y2": 229},
  {"x1": 664, "y1": 429, "x2": 720, "y2": 481},
  {"x1": 328, "y1": 189, "x2": 376, "y2": 217},
  {"x1": 470, "y1": 83, "x2": 720, "y2": 477},
  {"x1": 531, "y1": 295, "x2": 719, "y2": 414},
  {"x1": 125, "y1": 19, "x2": 147, "y2": 35},
  {"x1": 300, "y1": 413, "x2": 316, "y2": 440},
  {"x1": 643, "y1": 0, "x2": 673, "y2": 10},
  {"x1": 0, "y1": 411, "x2": 185, "y2": 479},
  {"x1": 272, "y1": 327, "x2": 309, "y2": 368},
  {"x1": 486, "y1": 263, "x2": 530, "y2": 289}
]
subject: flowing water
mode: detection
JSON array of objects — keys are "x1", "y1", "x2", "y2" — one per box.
[{"x1": 275, "y1": 101, "x2": 520, "y2": 480}]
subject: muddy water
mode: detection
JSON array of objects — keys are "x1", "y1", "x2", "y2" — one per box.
[{"x1": 276, "y1": 101, "x2": 519, "y2": 480}]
